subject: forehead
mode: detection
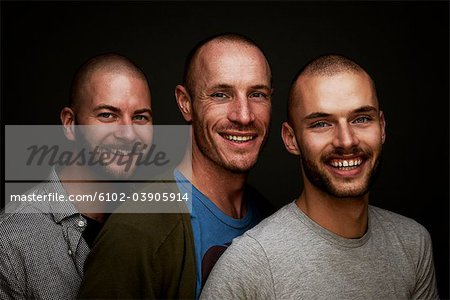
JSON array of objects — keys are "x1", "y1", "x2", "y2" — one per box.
[
  {"x1": 81, "y1": 71, "x2": 151, "y2": 107},
  {"x1": 193, "y1": 41, "x2": 271, "y2": 85},
  {"x1": 294, "y1": 71, "x2": 378, "y2": 116}
]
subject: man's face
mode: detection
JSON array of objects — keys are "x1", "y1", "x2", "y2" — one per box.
[
  {"x1": 74, "y1": 71, "x2": 153, "y2": 179},
  {"x1": 188, "y1": 42, "x2": 272, "y2": 173},
  {"x1": 289, "y1": 71, "x2": 385, "y2": 198}
]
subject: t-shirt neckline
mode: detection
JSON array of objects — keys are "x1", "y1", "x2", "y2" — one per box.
[
  {"x1": 174, "y1": 169, "x2": 254, "y2": 229},
  {"x1": 289, "y1": 201, "x2": 371, "y2": 248}
]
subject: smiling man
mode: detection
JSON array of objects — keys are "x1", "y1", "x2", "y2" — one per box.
[
  {"x1": 175, "y1": 35, "x2": 274, "y2": 298},
  {"x1": 201, "y1": 54, "x2": 439, "y2": 299},
  {"x1": 0, "y1": 53, "x2": 152, "y2": 300},
  {"x1": 78, "y1": 33, "x2": 274, "y2": 299}
]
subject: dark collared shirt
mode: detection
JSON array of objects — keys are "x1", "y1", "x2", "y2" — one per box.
[{"x1": 0, "y1": 168, "x2": 90, "y2": 300}]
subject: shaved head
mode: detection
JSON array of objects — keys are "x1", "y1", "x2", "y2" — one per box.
[
  {"x1": 299, "y1": 54, "x2": 364, "y2": 77},
  {"x1": 288, "y1": 54, "x2": 377, "y2": 124},
  {"x1": 183, "y1": 33, "x2": 272, "y2": 96},
  {"x1": 69, "y1": 53, "x2": 149, "y2": 111}
]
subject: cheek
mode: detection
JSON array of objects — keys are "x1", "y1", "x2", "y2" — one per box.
[
  {"x1": 301, "y1": 132, "x2": 329, "y2": 153},
  {"x1": 253, "y1": 105, "x2": 271, "y2": 124},
  {"x1": 299, "y1": 135, "x2": 337, "y2": 164},
  {"x1": 80, "y1": 127, "x2": 114, "y2": 145},
  {"x1": 135, "y1": 126, "x2": 153, "y2": 144},
  {"x1": 195, "y1": 105, "x2": 227, "y2": 127},
  {"x1": 357, "y1": 129, "x2": 383, "y2": 149}
]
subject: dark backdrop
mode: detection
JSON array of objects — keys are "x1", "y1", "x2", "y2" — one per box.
[{"x1": 1, "y1": 1, "x2": 448, "y2": 297}]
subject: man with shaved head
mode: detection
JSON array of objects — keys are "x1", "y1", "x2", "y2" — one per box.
[
  {"x1": 201, "y1": 54, "x2": 439, "y2": 299},
  {"x1": 0, "y1": 53, "x2": 152, "y2": 299},
  {"x1": 78, "y1": 33, "x2": 274, "y2": 299}
]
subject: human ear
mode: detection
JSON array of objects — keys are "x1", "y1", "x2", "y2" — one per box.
[
  {"x1": 60, "y1": 107, "x2": 76, "y2": 141},
  {"x1": 379, "y1": 111, "x2": 386, "y2": 144},
  {"x1": 281, "y1": 121, "x2": 301, "y2": 155},
  {"x1": 175, "y1": 85, "x2": 192, "y2": 122}
]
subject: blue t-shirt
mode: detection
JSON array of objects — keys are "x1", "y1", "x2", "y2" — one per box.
[{"x1": 174, "y1": 170, "x2": 264, "y2": 299}]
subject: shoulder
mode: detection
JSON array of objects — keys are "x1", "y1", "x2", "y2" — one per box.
[
  {"x1": 205, "y1": 205, "x2": 296, "y2": 263},
  {"x1": 369, "y1": 205, "x2": 433, "y2": 261},
  {"x1": 0, "y1": 187, "x2": 54, "y2": 240},
  {"x1": 102, "y1": 212, "x2": 188, "y2": 247},
  {"x1": 228, "y1": 203, "x2": 296, "y2": 253},
  {"x1": 0, "y1": 203, "x2": 39, "y2": 228},
  {"x1": 248, "y1": 202, "x2": 297, "y2": 236},
  {"x1": 201, "y1": 208, "x2": 280, "y2": 299},
  {"x1": 95, "y1": 173, "x2": 193, "y2": 254},
  {"x1": 369, "y1": 205, "x2": 430, "y2": 239},
  {"x1": 103, "y1": 178, "x2": 190, "y2": 243},
  {"x1": 2, "y1": 182, "x2": 49, "y2": 218},
  {"x1": 85, "y1": 212, "x2": 193, "y2": 279}
]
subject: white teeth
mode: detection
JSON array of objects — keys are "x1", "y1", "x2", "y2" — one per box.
[
  {"x1": 99, "y1": 147, "x2": 134, "y2": 156},
  {"x1": 224, "y1": 135, "x2": 254, "y2": 142},
  {"x1": 330, "y1": 159, "x2": 363, "y2": 169},
  {"x1": 113, "y1": 149, "x2": 131, "y2": 155}
]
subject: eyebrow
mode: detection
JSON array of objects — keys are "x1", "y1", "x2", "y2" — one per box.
[
  {"x1": 134, "y1": 108, "x2": 153, "y2": 116},
  {"x1": 93, "y1": 105, "x2": 152, "y2": 116},
  {"x1": 251, "y1": 84, "x2": 272, "y2": 91},
  {"x1": 353, "y1": 105, "x2": 378, "y2": 114},
  {"x1": 304, "y1": 112, "x2": 331, "y2": 120},
  {"x1": 210, "y1": 84, "x2": 233, "y2": 90},
  {"x1": 209, "y1": 84, "x2": 272, "y2": 91},
  {"x1": 93, "y1": 105, "x2": 121, "y2": 113},
  {"x1": 303, "y1": 105, "x2": 378, "y2": 121}
]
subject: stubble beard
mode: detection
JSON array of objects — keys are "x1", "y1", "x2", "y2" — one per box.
[
  {"x1": 301, "y1": 148, "x2": 382, "y2": 199},
  {"x1": 73, "y1": 125, "x2": 140, "y2": 180},
  {"x1": 192, "y1": 118, "x2": 268, "y2": 174}
]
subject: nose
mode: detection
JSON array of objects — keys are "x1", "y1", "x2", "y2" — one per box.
[
  {"x1": 114, "y1": 118, "x2": 138, "y2": 141},
  {"x1": 333, "y1": 122, "x2": 359, "y2": 149},
  {"x1": 228, "y1": 96, "x2": 255, "y2": 125}
]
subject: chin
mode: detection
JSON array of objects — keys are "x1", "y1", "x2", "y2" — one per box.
[
  {"x1": 109, "y1": 169, "x2": 136, "y2": 180},
  {"x1": 223, "y1": 161, "x2": 257, "y2": 174},
  {"x1": 93, "y1": 165, "x2": 136, "y2": 180},
  {"x1": 326, "y1": 182, "x2": 370, "y2": 199},
  {"x1": 329, "y1": 189, "x2": 368, "y2": 199}
]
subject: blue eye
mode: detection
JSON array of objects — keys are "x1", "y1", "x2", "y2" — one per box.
[
  {"x1": 353, "y1": 116, "x2": 371, "y2": 124},
  {"x1": 211, "y1": 92, "x2": 228, "y2": 98},
  {"x1": 311, "y1": 121, "x2": 330, "y2": 128},
  {"x1": 133, "y1": 115, "x2": 151, "y2": 124},
  {"x1": 249, "y1": 92, "x2": 267, "y2": 99},
  {"x1": 98, "y1": 112, "x2": 114, "y2": 119}
]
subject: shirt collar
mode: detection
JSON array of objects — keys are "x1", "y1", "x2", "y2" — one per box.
[{"x1": 45, "y1": 167, "x2": 80, "y2": 223}]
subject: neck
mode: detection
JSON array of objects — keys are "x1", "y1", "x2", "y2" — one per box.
[
  {"x1": 297, "y1": 182, "x2": 369, "y2": 239},
  {"x1": 57, "y1": 165, "x2": 124, "y2": 224},
  {"x1": 178, "y1": 144, "x2": 248, "y2": 219}
]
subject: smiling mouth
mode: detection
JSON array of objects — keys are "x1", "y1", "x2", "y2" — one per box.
[
  {"x1": 100, "y1": 148, "x2": 142, "y2": 156},
  {"x1": 328, "y1": 158, "x2": 363, "y2": 170},
  {"x1": 221, "y1": 134, "x2": 255, "y2": 143}
]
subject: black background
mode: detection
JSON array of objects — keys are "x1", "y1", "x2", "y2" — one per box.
[{"x1": 1, "y1": 1, "x2": 449, "y2": 298}]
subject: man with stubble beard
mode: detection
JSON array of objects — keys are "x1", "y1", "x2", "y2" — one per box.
[
  {"x1": 0, "y1": 53, "x2": 153, "y2": 299},
  {"x1": 201, "y1": 54, "x2": 439, "y2": 299},
  {"x1": 78, "y1": 33, "x2": 274, "y2": 299}
]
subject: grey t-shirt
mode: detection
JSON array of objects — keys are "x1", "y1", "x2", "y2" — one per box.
[{"x1": 201, "y1": 202, "x2": 438, "y2": 299}]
